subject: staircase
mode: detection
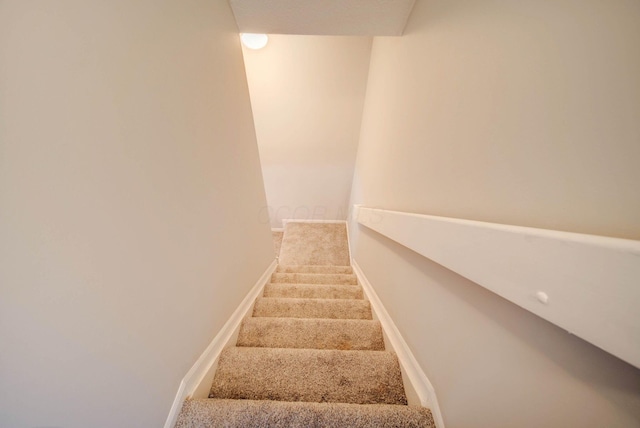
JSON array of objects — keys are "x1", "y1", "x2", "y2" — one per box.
[{"x1": 175, "y1": 223, "x2": 435, "y2": 427}]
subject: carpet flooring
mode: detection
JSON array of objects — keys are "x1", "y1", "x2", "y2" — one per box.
[
  {"x1": 271, "y1": 272, "x2": 358, "y2": 285},
  {"x1": 236, "y1": 318, "x2": 384, "y2": 350},
  {"x1": 272, "y1": 230, "x2": 283, "y2": 258},
  {"x1": 264, "y1": 282, "x2": 364, "y2": 299},
  {"x1": 178, "y1": 399, "x2": 434, "y2": 428},
  {"x1": 278, "y1": 222, "x2": 350, "y2": 266},
  {"x1": 276, "y1": 264, "x2": 353, "y2": 274},
  {"x1": 175, "y1": 222, "x2": 434, "y2": 427}
]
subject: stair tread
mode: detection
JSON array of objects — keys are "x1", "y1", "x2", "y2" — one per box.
[
  {"x1": 237, "y1": 317, "x2": 384, "y2": 350},
  {"x1": 271, "y1": 272, "x2": 358, "y2": 285},
  {"x1": 278, "y1": 223, "x2": 350, "y2": 266},
  {"x1": 277, "y1": 265, "x2": 353, "y2": 274},
  {"x1": 264, "y1": 283, "x2": 364, "y2": 299},
  {"x1": 253, "y1": 297, "x2": 372, "y2": 320},
  {"x1": 209, "y1": 347, "x2": 407, "y2": 405},
  {"x1": 176, "y1": 398, "x2": 435, "y2": 428}
]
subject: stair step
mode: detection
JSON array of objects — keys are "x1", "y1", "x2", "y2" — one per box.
[
  {"x1": 271, "y1": 272, "x2": 358, "y2": 285},
  {"x1": 176, "y1": 399, "x2": 435, "y2": 428},
  {"x1": 278, "y1": 222, "x2": 351, "y2": 266},
  {"x1": 264, "y1": 283, "x2": 363, "y2": 299},
  {"x1": 237, "y1": 317, "x2": 384, "y2": 350},
  {"x1": 277, "y1": 265, "x2": 353, "y2": 274},
  {"x1": 209, "y1": 347, "x2": 407, "y2": 405},
  {"x1": 253, "y1": 297, "x2": 372, "y2": 320}
]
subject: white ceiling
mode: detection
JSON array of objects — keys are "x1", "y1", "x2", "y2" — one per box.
[{"x1": 229, "y1": 0, "x2": 416, "y2": 36}]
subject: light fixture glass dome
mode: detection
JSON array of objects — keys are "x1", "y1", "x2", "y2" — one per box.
[{"x1": 240, "y1": 33, "x2": 269, "y2": 50}]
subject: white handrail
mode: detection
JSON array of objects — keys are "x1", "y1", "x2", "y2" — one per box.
[{"x1": 354, "y1": 205, "x2": 640, "y2": 368}]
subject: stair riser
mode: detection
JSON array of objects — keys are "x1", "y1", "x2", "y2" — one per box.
[
  {"x1": 276, "y1": 265, "x2": 353, "y2": 274},
  {"x1": 271, "y1": 272, "x2": 358, "y2": 285},
  {"x1": 210, "y1": 348, "x2": 407, "y2": 405},
  {"x1": 176, "y1": 399, "x2": 435, "y2": 428},
  {"x1": 237, "y1": 318, "x2": 385, "y2": 351},
  {"x1": 264, "y1": 283, "x2": 363, "y2": 299},
  {"x1": 253, "y1": 298, "x2": 372, "y2": 320}
]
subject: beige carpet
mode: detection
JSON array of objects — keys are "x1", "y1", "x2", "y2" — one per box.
[
  {"x1": 236, "y1": 318, "x2": 384, "y2": 350},
  {"x1": 178, "y1": 399, "x2": 434, "y2": 428},
  {"x1": 253, "y1": 297, "x2": 372, "y2": 319},
  {"x1": 278, "y1": 222, "x2": 350, "y2": 266},
  {"x1": 276, "y1": 265, "x2": 353, "y2": 274},
  {"x1": 175, "y1": 223, "x2": 435, "y2": 427},
  {"x1": 264, "y1": 282, "x2": 364, "y2": 299},
  {"x1": 272, "y1": 230, "x2": 283, "y2": 258},
  {"x1": 209, "y1": 347, "x2": 406, "y2": 404},
  {"x1": 271, "y1": 271, "x2": 358, "y2": 285}
]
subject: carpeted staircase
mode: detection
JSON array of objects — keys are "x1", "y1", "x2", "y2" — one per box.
[{"x1": 175, "y1": 223, "x2": 435, "y2": 427}]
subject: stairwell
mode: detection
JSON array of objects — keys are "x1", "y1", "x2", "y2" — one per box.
[{"x1": 175, "y1": 222, "x2": 435, "y2": 427}]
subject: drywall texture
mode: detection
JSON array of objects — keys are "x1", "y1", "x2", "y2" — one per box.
[
  {"x1": 243, "y1": 35, "x2": 371, "y2": 228},
  {"x1": 349, "y1": 0, "x2": 640, "y2": 427},
  {"x1": 0, "y1": 1, "x2": 274, "y2": 427},
  {"x1": 353, "y1": 0, "x2": 640, "y2": 240}
]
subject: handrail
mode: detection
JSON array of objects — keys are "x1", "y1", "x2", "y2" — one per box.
[{"x1": 354, "y1": 205, "x2": 640, "y2": 369}]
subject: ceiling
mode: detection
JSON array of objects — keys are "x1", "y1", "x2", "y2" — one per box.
[{"x1": 229, "y1": 0, "x2": 416, "y2": 36}]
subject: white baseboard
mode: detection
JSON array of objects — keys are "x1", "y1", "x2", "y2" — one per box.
[
  {"x1": 282, "y1": 219, "x2": 348, "y2": 225},
  {"x1": 352, "y1": 260, "x2": 446, "y2": 428},
  {"x1": 271, "y1": 227, "x2": 284, "y2": 232},
  {"x1": 345, "y1": 223, "x2": 353, "y2": 264},
  {"x1": 163, "y1": 259, "x2": 278, "y2": 428}
]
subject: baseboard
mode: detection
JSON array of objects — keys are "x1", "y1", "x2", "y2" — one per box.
[
  {"x1": 352, "y1": 260, "x2": 446, "y2": 428},
  {"x1": 345, "y1": 223, "x2": 353, "y2": 264},
  {"x1": 163, "y1": 259, "x2": 278, "y2": 428},
  {"x1": 282, "y1": 219, "x2": 348, "y2": 225},
  {"x1": 271, "y1": 227, "x2": 284, "y2": 232}
]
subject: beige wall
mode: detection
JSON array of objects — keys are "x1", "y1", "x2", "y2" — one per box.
[
  {"x1": 350, "y1": 0, "x2": 640, "y2": 427},
  {"x1": 354, "y1": 230, "x2": 640, "y2": 428},
  {"x1": 243, "y1": 35, "x2": 372, "y2": 228},
  {"x1": 353, "y1": 0, "x2": 640, "y2": 240},
  {"x1": 0, "y1": 1, "x2": 274, "y2": 427}
]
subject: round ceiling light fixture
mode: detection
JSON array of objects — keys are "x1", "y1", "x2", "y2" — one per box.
[{"x1": 240, "y1": 33, "x2": 269, "y2": 50}]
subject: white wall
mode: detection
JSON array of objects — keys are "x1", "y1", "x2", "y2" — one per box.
[
  {"x1": 354, "y1": 231, "x2": 640, "y2": 428},
  {"x1": 353, "y1": 0, "x2": 640, "y2": 240},
  {"x1": 350, "y1": 0, "x2": 640, "y2": 427},
  {"x1": 242, "y1": 35, "x2": 372, "y2": 228},
  {"x1": 0, "y1": 1, "x2": 274, "y2": 427}
]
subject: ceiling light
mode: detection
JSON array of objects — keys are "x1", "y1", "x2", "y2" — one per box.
[{"x1": 240, "y1": 33, "x2": 269, "y2": 50}]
